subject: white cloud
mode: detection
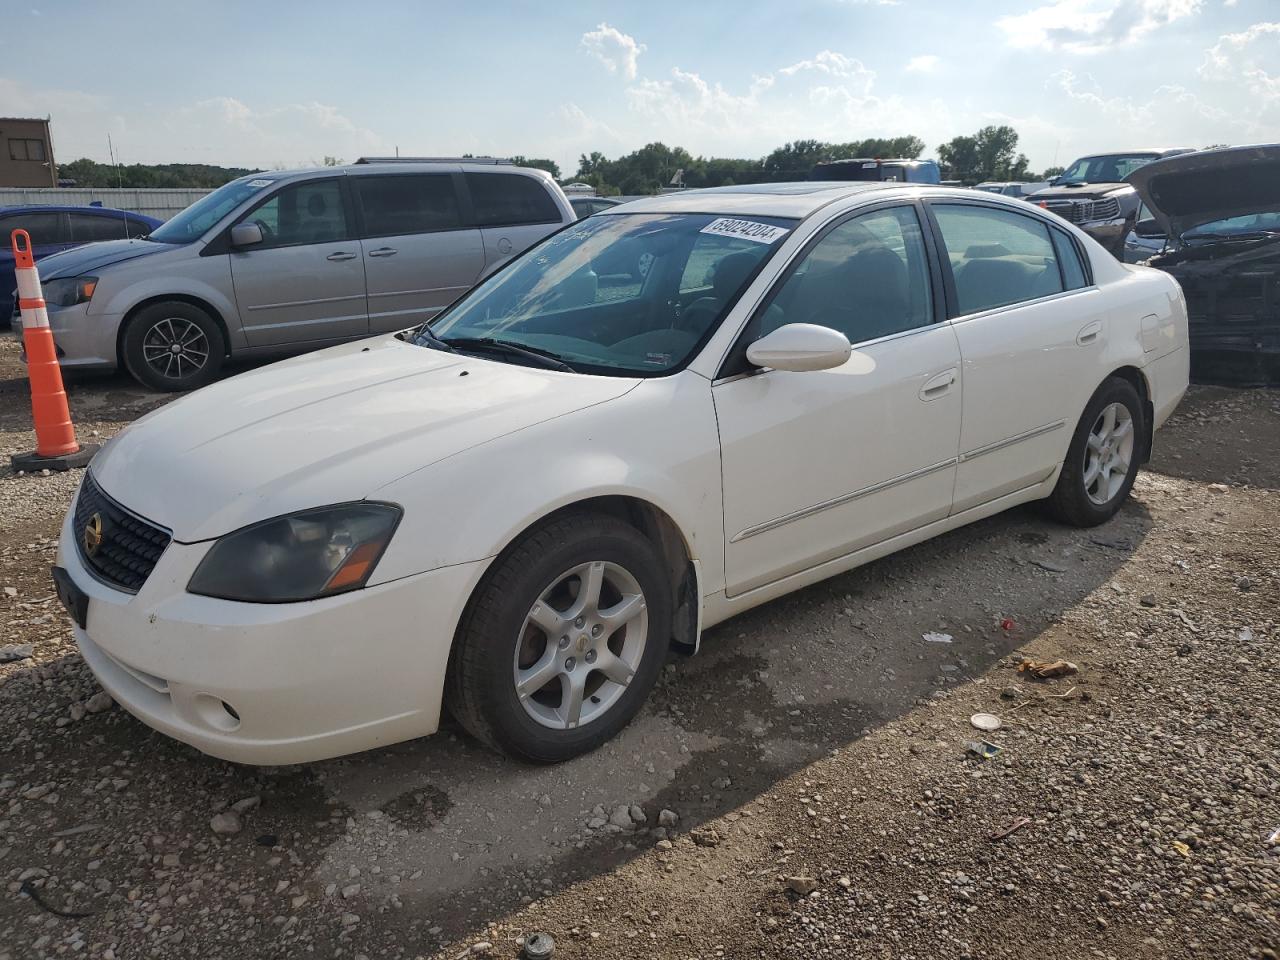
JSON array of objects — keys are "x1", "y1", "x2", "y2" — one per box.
[
  {"x1": 580, "y1": 23, "x2": 646, "y2": 81},
  {"x1": 1199, "y1": 21, "x2": 1280, "y2": 101},
  {"x1": 905, "y1": 54, "x2": 940, "y2": 73},
  {"x1": 998, "y1": 0, "x2": 1203, "y2": 54}
]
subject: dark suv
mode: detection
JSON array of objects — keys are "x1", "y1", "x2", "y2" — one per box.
[
  {"x1": 1027, "y1": 149, "x2": 1194, "y2": 257},
  {"x1": 809, "y1": 158, "x2": 941, "y2": 184}
]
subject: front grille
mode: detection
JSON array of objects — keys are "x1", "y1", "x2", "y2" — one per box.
[
  {"x1": 1040, "y1": 197, "x2": 1121, "y2": 224},
  {"x1": 74, "y1": 473, "x2": 171, "y2": 593}
]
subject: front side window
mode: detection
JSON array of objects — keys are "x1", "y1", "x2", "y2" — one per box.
[
  {"x1": 745, "y1": 205, "x2": 934, "y2": 350},
  {"x1": 466, "y1": 173, "x2": 560, "y2": 227},
  {"x1": 241, "y1": 179, "x2": 349, "y2": 249},
  {"x1": 149, "y1": 176, "x2": 277, "y2": 244},
  {"x1": 933, "y1": 204, "x2": 1065, "y2": 315},
  {"x1": 355, "y1": 174, "x2": 462, "y2": 237},
  {"x1": 422, "y1": 213, "x2": 795, "y2": 376}
]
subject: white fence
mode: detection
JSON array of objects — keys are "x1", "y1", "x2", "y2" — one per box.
[{"x1": 0, "y1": 187, "x2": 211, "y2": 221}]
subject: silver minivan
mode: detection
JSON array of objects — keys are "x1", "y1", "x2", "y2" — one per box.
[{"x1": 10, "y1": 159, "x2": 575, "y2": 390}]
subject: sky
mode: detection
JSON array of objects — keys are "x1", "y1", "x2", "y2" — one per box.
[{"x1": 2, "y1": 0, "x2": 1277, "y2": 177}]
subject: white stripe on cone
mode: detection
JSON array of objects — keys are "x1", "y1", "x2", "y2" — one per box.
[
  {"x1": 21, "y1": 303, "x2": 49, "y2": 329},
  {"x1": 15, "y1": 269, "x2": 42, "y2": 301}
]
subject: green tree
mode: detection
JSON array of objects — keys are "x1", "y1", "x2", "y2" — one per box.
[
  {"x1": 936, "y1": 125, "x2": 1029, "y2": 184},
  {"x1": 1041, "y1": 165, "x2": 1065, "y2": 180},
  {"x1": 510, "y1": 156, "x2": 561, "y2": 180},
  {"x1": 56, "y1": 158, "x2": 260, "y2": 188}
]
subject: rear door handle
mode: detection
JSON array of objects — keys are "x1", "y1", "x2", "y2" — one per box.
[
  {"x1": 1077, "y1": 320, "x2": 1103, "y2": 345},
  {"x1": 326, "y1": 251, "x2": 357, "y2": 262},
  {"x1": 368, "y1": 247, "x2": 398, "y2": 258},
  {"x1": 919, "y1": 368, "x2": 957, "y2": 401}
]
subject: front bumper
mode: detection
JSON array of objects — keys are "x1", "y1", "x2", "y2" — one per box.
[
  {"x1": 10, "y1": 299, "x2": 121, "y2": 369},
  {"x1": 1079, "y1": 217, "x2": 1128, "y2": 250},
  {"x1": 56, "y1": 495, "x2": 486, "y2": 765}
]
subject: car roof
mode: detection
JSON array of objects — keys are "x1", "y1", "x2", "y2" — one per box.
[
  {"x1": 606, "y1": 181, "x2": 934, "y2": 219},
  {"x1": 0, "y1": 204, "x2": 158, "y2": 218}
]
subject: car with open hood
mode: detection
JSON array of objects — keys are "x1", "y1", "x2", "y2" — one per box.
[
  {"x1": 51, "y1": 181, "x2": 1188, "y2": 765},
  {"x1": 1028, "y1": 149, "x2": 1194, "y2": 258},
  {"x1": 1126, "y1": 144, "x2": 1280, "y2": 387}
]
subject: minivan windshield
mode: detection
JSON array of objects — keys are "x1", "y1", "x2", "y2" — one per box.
[
  {"x1": 1058, "y1": 154, "x2": 1158, "y2": 184},
  {"x1": 420, "y1": 213, "x2": 796, "y2": 376},
  {"x1": 148, "y1": 176, "x2": 277, "y2": 244}
]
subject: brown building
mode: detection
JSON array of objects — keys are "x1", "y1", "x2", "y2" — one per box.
[{"x1": 0, "y1": 117, "x2": 56, "y2": 187}]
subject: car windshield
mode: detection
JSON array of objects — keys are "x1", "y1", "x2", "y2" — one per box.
[
  {"x1": 1058, "y1": 154, "x2": 1159, "y2": 183},
  {"x1": 1183, "y1": 211, "x2": 1280, "y2": 242},
  {"x1": 420, "y1": 212, "x2": 796, "y2": 376},
  {"x1": 148, "y1": 176, "x2": 277, "y2": 244}
]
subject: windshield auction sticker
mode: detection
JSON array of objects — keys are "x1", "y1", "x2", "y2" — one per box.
[{"x1": 699, "y1": 218, "x2": 789, "y2": 244}]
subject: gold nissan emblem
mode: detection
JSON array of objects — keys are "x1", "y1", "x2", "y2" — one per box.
[{"x1": 83, "y1": 513, "x2": 104, "y2": 557}]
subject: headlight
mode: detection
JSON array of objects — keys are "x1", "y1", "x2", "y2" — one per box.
[
  {"x1": 187, "y1": 503, "x2": 401, "y2": 603},
  {"x1": 42, "y1": 276, "x2": 98, "y2": 307}
]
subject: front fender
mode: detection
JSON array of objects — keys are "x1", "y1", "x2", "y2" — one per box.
[{"x1": 91, "y1": 253, "x2": 245, "y2": 349}]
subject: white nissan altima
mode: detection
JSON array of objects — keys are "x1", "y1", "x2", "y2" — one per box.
[{"x1": 52, "y1": 182, "x2": 1189, "y2": 765}]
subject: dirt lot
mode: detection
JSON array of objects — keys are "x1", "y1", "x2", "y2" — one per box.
[{"x1": 1, "y1": 339, "x2": 1277, "y2": 960}]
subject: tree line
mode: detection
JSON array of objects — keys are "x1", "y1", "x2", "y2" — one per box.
[{"x1": 51, "y1": 125, "x2": 1064, "y2": 194}]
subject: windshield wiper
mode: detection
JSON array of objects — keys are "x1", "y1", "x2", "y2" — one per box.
[
  {"x1": 439, "y1": 336, "x2": 577, "y2": 373},
  {"x1": 1185, "y1": 229, "x2": 1280, "y2": 242}
]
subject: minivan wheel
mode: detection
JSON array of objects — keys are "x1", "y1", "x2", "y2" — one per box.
[
  {"x1": 446, "y1": 512, "x2": 671, "y2": 763},
  {"x1": 1045, "y1": 377, "x2": 1145, "y2": 527},
  {"x1": 122, "y1": 301, "x2": 226, "y2": 392}
]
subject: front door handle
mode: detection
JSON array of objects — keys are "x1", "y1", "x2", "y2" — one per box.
[
  {"x1": 368, "y1": 247, "x2": 398, "y2": 258},
  {"x1": 919, "y1": 368, "x2": 957, "y2": 401},
  {"x1": 326, "y1": 251, "x2": 357, "y2": 262},
  {"x1": 1077, "y1": 320, "x2": 1103, "y2": 345}
]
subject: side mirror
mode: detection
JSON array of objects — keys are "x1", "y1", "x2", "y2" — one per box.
[
  {"x1": 746, "y1": 323, "x2": 852, "y2": 372},
  {"x1": 229, "y1": 222, "x2": 263, "y2": 248},
  {"x1": 1134, "y1": 218, "x2": 1164, "y2": 239}
]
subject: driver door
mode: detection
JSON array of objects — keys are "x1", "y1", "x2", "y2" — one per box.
[
  {"x1": 228, "y1": 178, "x2": 369, "y2": 347},
  {"x1": 713, "y1": 204, "x2": 962, "y2": 596}
]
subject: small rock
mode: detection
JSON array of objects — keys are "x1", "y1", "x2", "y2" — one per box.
[
  {"x1": 210, "y1": 811, "x2": 242, "y2": 836},
  {"x1": 470, "y1": 942, "x2": 493, "y2": 955},
  {"x1": 1176, "y1": 643, "x2": 1194, "y2": 657},
  {"x1": 84, "y1": 691, "x2": 113, "y2": 714},
  {"x1": 1207, "y1": 482, "x2": 1229, "y2": 493},
  {"x1": 787, "y1": 876, "x2": 819, "y2": 896},
  {"x1": 658, "y1": 809, "x2": 679, "y2": 828},
  {"x1": 342, "y1": 884, "x2": 361, "y2": 899},
  {"x1": 0, "y1": 643, "x2": 35, "y2": 663},
  {"x1": 68, "y1": 703, "x2": 86, "y2": 722},
  {"x1": 538, "y1": 794, "x2": 552, "y2": 808},
  {"x1": 231, "y1": 795, "x2": 261, "y2": 815},
  {"x1": 690, "y1": 826, "x2": 721, "y2": 847},
  {"x1": 2, "y1": 586, "x2": 16, "y2": 597},
  {"x1": 1139, "y1": 595, "x2": 1158, "y2": 607},
  {"x1": 628, "y1": 804, "x2": 646, "y2": 824},
  {"x1": 608, "y1": 805, "x2": 634, "y2": 829}
]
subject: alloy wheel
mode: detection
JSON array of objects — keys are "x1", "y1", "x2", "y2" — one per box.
[
  {"x1": 141, "y1": 317, "x2": 210, "y2": 381},
  {"x1": 1083, "y1": 401, "x2": 1135, "y2": 505},
  {"x1": 513, "y1": 560, "x2": 649, "y2": 730}
]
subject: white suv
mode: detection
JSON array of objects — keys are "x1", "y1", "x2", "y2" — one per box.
[{"x1": 15, "y1": 159, "x2": 575, "y2": 390}]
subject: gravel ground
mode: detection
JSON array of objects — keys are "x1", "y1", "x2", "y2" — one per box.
[{"x1": 0, "y1": 338, "x2": 1277, "y2": 960}]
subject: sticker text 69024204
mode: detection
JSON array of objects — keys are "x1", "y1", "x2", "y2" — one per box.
[{"x1": 699, "y1": 218, "x2": 789, "y2": 245}]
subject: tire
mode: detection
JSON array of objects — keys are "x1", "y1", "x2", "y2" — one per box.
[
  {"x1": 121, "y1": 301, "x2": 226, "y2": 392},
  {"x1": 445, "y1": 512, "x2": 672, "y2": 763},
  {"x1": 1045, "y1": 377, "x2": 1145, "y2": 527}
]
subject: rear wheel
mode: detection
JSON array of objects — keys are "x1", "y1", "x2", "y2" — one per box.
[
  {"x1": 446, "y1": 513, "x2": 671, "y2": 762},
  {"x1": 121, "y1": 301, "x2": 225, "y2": 392},
  {"x1": 1045, "y1": 377, "x2": 1144, "y2": 527}
]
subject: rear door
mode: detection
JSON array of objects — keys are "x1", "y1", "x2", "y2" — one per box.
[
  {"x1": 12, "y1": 210, "x2": 71, "y2": 257},
  {"x1": 352, "y1": 172, "x2": 485, "y2": 334},
  {"x1": 464, "y1": 172, "x2": 566, "y2": 275},
  {"x1": 228, "y1": 177, "x2": 369, "y2": 346}
]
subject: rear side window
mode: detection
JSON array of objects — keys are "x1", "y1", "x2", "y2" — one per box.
[
  {"x1": 355, "y1": 174, "x2": 463, "y2": 237},
  {"x1": 69, "y1": 212, "x2": 135, "y2": 242},
  {"x1": 466, "y1": 173, "x2": 560, "y2": 227},
  {"x1": 932, "y1": 204, "x2": 1064, "y2": 315},
  {"x1": 1051, "y1": 229, "x2": 1089, "y2": 290},
  {"x1": 243, "y1": 179, "x2": 350, "y2": 249}
]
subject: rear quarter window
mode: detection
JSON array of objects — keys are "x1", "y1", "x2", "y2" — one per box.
[{"x1": 466, "y1": 173, "x2": 561, "y2": 227}]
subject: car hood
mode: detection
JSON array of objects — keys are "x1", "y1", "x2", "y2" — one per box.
[
  {"x1": 1126, "y1": 144, "x2": 1280, "y2": 239},
  {"x1": 37, "y1": 238, "x2": 171, "y2": 279},
  {"x1": 1027, "y1": 183, "x2": 1129, "y2": 202},
  {"x1": 90, "y1": 337, "x2": 641, "y2": 542}
]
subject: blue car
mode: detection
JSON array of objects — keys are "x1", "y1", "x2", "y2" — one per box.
[{"x1": 1, "y1": 204, "x2": 163, "y2": 308}]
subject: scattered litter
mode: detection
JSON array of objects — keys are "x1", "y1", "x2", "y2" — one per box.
[
  {"x1": 19, "y1": 879, "x2": 94, "y2": 919},
  {"x1": 1017, "y1": 658, "x2": 1079, "y2": 679},
  {"x1": 1090, "y1": 535, "x2": 1134, "y2": 551},
  {"x1": 1172, "y1": 608, "x2": 1199, "y2": 631},
  {"x1": 50, "y1": 823, "x2": 99, "y2": 838},
  {"x1": 1172, "y1": 840, "x2": 1191, "y2": 857},
  {"x1": 964, "y1": 740, "x2": 1002, "y2": 761},
  {"x1": 989, "y1": 817, "x2": 1031, "y2": 841},
  {"x1": 923, "y1": 632, "x2": 954, "y2": 644},
  {"x1": 1266, "y1": 827, "x2": 1279, "y2": 847},
  {"x1": 1000, "y1": 618, "x2": 1017, "y2": 631},
  {"x1": 1238, "y1": 627, "x2": 1254, "y2": 643},
  {"x1": 0, "y1": 643, "x2": 35, "y2": 664},
  {"x1": 970, "y1": 713, "x2": 1002, "y2": 732},
  {"x1": 1048, "y1": 686, "x2": 1077, "y2": 700},
  {"x1": 523, "y1": 931, "x2": 556, "y2": 960},
  {"x1": 1030, "y1": 559, "x2": 1068, "y2": 573},
  {"x1": 255, "y1": 834, "x2": 278, "y2": 847}
]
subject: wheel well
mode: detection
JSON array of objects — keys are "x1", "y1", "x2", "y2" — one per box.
[
  {"x1": 513, "y1": 496, "x2": 699, "y2": 653},
  {"x1": 116, "y1": 295, "x2": 232, "y2": 367},
  {"x1": 1107, "y1": 365, "x2": 1155, "y2": 463}
]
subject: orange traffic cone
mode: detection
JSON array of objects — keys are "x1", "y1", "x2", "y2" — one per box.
[{"x1": 10, "y1": 228, "x2": 98, "y2": 472}]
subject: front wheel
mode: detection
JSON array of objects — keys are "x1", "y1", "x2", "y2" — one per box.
[
  {"x1": 1045, "y1": 377, "x2": 1145, "y2": 527},
  {"x1": 121, "y1": 301, "x2": 225, "y2": 392},
  {"x1": 445, "y1": 513, "x2": 672, "y2": 762}
]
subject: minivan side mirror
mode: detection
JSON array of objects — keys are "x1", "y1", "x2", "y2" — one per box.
[
  {"x1": 229, "y1": 223, "x2": 264, "y2": 248},
  {"x1": 1134, "y1": 218, "x2": 1164, "y2": 240},
  {"x1": 746, "y1": 323, "x2": 852, "y2": 372}
]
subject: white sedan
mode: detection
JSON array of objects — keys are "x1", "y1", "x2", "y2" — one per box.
[{"x1": 52, "y1": 182, "x2": 1189, "y2": 765}]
